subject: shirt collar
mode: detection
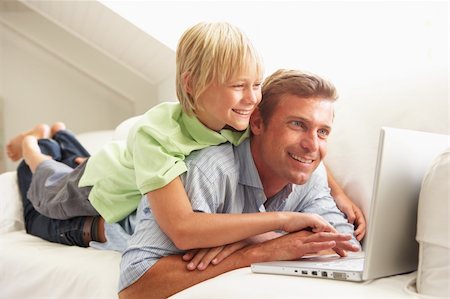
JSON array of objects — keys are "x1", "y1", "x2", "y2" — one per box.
[
  {"x1": 235, "y1": 139, "x2": 293, "y2": 202},
  {"x1": 181, "y1": 112, "x2": 249, "y2": 146},
  {"x1": 235, "y1": 139, "x2": 263, "y2": 189}
]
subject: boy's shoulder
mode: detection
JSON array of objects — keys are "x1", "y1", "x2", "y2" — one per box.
[{"x1": 142, "y1": 102, "x2": 182, "y2": 122}]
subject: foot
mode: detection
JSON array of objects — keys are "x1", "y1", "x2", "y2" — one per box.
[
  {"x1": 6, "y1": 124, "x2": 50, "y2": 161},
  {"x1": 22, "y1": 135, "x2": 51, "y2": 173},
  {"x1": 74, "y1": 157, "x2": 88, "y2": 165},
  {"x1": 50, "y1": 122, "x2": 66, "y2": 136}
]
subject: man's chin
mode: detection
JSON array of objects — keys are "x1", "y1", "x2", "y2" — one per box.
[{"x1": 291, "y1": 174, "x2": 311, "y2": 185}]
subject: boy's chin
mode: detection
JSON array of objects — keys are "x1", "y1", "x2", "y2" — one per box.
[{"x1": 224, "y1": 124, "x2": 248, "y2": 132}]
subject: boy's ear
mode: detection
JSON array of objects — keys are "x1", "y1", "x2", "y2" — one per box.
[
  {"x1": 182, "y1": 72, "x2": 192, "y2": 94},
  {"x1": 250, "y1": 108, "x2": 264, "y2": 136}
]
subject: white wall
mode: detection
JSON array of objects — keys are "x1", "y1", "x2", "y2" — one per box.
[
  {"x1": 0, "y1": 24, "x2": 135, "y2": 171},
  {"x1": 102, "y1": 0, "x2": 449, "y2": 214},
  {"x1": 0, "y1": 0, "x2": 171, "y2": 172},
  {"x1": 0, "y1": 1, "x2": 447, "y2": 212}
]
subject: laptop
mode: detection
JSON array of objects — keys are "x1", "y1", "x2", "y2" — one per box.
[{"x1": 251, "y1": 127, "x2": 449, "y2": 282}]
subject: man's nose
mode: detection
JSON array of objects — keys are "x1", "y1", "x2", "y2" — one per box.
[{"x1": 301, "y1": 131, "x2": 319, "y2": 152}]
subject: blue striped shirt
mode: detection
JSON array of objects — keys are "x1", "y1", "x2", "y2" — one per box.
[{"x1": 119, "y1": 139, "x2": 356, "y2": 291}]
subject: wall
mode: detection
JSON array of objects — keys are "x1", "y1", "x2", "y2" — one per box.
[
  {"x1": 103, "y1": 1, "x2": 448, "y2": 216},
  {"x1": 0, "y1": 1, "x2": 173, "y2": 172},
  {"x1": 0, "y1": 23, "x2": 136, "y2": 171}
]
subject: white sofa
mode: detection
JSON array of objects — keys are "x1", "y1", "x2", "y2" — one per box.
[{"x1": 0, "y1": 115, "x2": 447, "y2": 299}]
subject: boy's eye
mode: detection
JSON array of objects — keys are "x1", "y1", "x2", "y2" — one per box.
[{"x1": 232, "y1": 84, "x2": 245, "y2": 88}]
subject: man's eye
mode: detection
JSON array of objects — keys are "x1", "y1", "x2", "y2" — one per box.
[
  {"x1": 318, "y1": 129, "x2": 330, "y2": 138},
  {"x1": 291, "y1": 121, "x2": 305, "y2": 129}
]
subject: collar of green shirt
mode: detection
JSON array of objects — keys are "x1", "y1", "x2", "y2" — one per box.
[{"x1": 181, "y1": 112, "x2": 249, "y2": 146}]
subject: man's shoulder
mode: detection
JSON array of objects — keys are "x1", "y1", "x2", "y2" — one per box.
[{"x1": 185, "y1": 143, "x2": 238, "y2": 176}]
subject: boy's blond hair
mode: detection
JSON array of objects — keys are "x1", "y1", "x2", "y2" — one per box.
[
  {"x1": 259, "y1": 69, "x2": 338, "y2": 124},
  {"x1": 176, "y1": 22, "x2": 264, "y2": 116}
]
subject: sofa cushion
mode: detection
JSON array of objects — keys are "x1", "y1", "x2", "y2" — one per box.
[
  {"x1": 0, "y1": 171, "x2": 24, "y2": 234},
  {"x1": 416, "y1": 148, "x2": 450, "y2": 298},
  {"x1": 112, "y1": 115, "x2": 142, "y2": 140}
]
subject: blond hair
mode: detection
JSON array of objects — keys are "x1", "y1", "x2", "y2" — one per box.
[
  {"x1": 176, "y1": 22, "x2": 264, "y2": 115},
  {"x1": 259, "y1": 69, "x2": 338, "y2": 124}
]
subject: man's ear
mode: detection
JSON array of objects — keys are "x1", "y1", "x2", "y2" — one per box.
[
  {"x1": 250, "y1": 108, "x2": 264, "y2": 136},
  {"x1": 182, "y1": 72, "x2": 192, "y2": 94}
]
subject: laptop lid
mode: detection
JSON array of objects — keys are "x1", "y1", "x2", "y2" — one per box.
[{"x1": 362, "y1": 127, "x2": 449, "y2": 280}]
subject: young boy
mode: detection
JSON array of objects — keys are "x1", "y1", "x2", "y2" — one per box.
[{"x1": 8, "y1": 22, "x2": 364, "y2": 261}]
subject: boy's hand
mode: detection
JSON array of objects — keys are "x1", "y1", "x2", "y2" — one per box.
[
  {"x1": 282, "y1": 212, "x2": 337, "y2": 234},
  {"x1": 183, "y1": 240, "x2": 249, "y2": 271},
  {"x1": 183, "y1": 231, "x2": 283, "y2": 270}
]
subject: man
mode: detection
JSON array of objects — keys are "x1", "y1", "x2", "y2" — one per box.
[{"x1": 119, "y1": 69, "x2": 361, "y2": 299}]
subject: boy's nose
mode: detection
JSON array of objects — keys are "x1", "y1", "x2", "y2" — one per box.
[{"x1": 245, "y1": 89, "x2": 260, "y2": 105}]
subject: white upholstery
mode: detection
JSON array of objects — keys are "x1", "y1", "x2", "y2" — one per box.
[
  {"x1": 0, "y1": 231, "x2": 121, "y2": 299},
  {"x1": 0, "y1": 116, "x2": 447, "y2": 298},
  {"x1": 416, "y1": 149, "x2": 450, "y2": 298},
  {"x1": 0, "y1": 171, "x2": 23, "y2": 234},
  {"x1": 172, "y1": 269, "x2": 419, "y2": 299}
]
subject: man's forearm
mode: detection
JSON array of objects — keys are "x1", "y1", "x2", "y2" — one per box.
[
  {"x1": 119, "y1": 231, "x2": 355, "y2": 299},
  {"x1": 119, "y1": 245, "x2": 261, "y2": 299}
]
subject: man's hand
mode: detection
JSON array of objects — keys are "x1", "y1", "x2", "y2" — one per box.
[
  {"x1": 325, "y1": 166, "x2": 366, "y2": 241},
  {"x1": 253, "y1": 230, "x2": 359, "y2": 262},
  {"x1": 333, "y1": 193, "x2": 366, "y2": 241},
  {"x1": 255, "y1": 230, "x2": 359, "y2": 261}
]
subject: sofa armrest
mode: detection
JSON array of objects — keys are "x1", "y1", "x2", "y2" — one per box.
[{"x1": 0, "y1": 171, "x2": 24, "y2": 234}]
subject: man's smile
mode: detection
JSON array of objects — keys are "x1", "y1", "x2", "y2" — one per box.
[{"x1": 288, "y1": 152, "x2": 315, "y2": 164}]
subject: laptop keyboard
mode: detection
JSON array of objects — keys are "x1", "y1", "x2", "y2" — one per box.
[{"x1": 308, "y1": 258, "x2": 364, "y2": 271}]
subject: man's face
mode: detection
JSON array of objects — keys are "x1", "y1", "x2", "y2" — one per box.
[{"x1": 250, "y1": 94, "x2": 334, "y2": 191}]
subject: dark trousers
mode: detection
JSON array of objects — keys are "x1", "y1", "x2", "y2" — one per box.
[{"x1": 17, "y1": 130, "x2": 91, "y2": 247}]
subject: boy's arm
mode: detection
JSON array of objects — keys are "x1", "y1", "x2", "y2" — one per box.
[
  {"x1": 147, "y1": 177, "x2": 334, "y2": 250},
  {"x1": 325, "y1": 166, "x2": 366, "y2": 241},
  {"x1": 119, "y1": 231, "x2": 354, "y2": 299}
]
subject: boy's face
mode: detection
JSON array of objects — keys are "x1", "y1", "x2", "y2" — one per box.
[
  {"x1": 250, "y1": 94, "x2": 334, "y2": 190},
  {"x1": 195, "y1": 74, "x2": 262, "y2": 131}
]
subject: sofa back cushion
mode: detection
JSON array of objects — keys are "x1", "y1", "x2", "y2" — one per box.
[{"x1": 416, "y1": 149, "x2": 450, "y2": 298}]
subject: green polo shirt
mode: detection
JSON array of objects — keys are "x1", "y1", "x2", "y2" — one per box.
[{"x1": 79, "y1": 102, "x2": 248, "y2": 223}]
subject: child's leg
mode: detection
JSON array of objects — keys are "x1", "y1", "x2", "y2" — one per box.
[
  {"x1": 51, "y1": 127, "x2": 91, "y2": 169},
  {"x1": 6, "y1": 124, "x2": 51, "y2": 161},
  {"x1": 21, "y1": 136, "x2": 98, "y2": 220},
  {"x1": 26, "y1": 159, "x2": 98, "y2": 219},
  {"x1": 22, "y1": 136, "x2": 52, "y2": 173},
  {"x1": 17, "y1": 142, "x2": 104, "y2": 246}
]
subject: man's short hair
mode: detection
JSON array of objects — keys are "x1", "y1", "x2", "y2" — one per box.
[
  {"x1": 176, "y1": 22, "x2": 264, "y2": 116},
  {"x1": 259, "y1": 69, "x2": 338, "y2": 124}
]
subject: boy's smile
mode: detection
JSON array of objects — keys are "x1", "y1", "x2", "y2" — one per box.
[{"x1": 195, "y1": 75, "x2": 262, "y2": 132}]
